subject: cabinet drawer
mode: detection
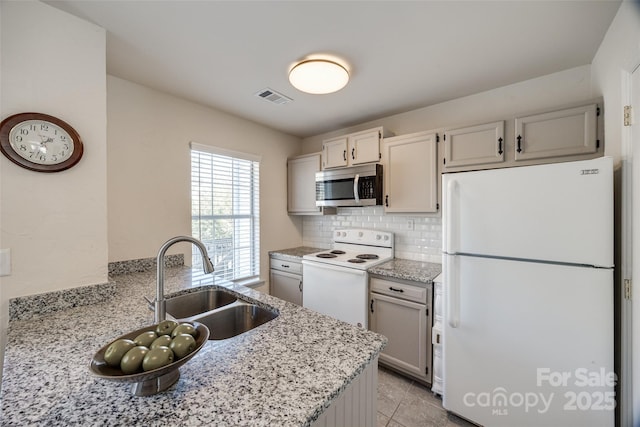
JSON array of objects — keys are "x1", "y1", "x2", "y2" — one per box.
[
  {"x1": 270, "y1": 258, "x2": 302, "y2": 274},
  {"x1": 370, "y1": 277, "x2": 426, "y2": 303}
]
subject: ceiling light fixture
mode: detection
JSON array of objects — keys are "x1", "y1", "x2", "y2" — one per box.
[{"x1": 288, "y1": 59, "x2": 349, "y2": 95}]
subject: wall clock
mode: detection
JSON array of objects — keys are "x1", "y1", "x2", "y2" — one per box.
[{"x1": 0, "y1": 112, "x2": 83, "y2": 172}]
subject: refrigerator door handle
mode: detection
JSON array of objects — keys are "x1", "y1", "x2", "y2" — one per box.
[
  {"x1": 445, "y1": 179, "x2": 458, "y2": 254},
  {"x1": 446, "y1": 255, "x2": 460, "y2": 328}
]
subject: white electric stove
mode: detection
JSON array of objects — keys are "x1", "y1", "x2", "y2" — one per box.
[{"x1": 302, "y1": 229, "x2": 394, "y2": 328}]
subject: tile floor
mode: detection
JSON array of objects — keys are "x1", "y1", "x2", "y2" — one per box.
[{"x1": 377, "y1": 366, "x2": 476, "y2": 427}]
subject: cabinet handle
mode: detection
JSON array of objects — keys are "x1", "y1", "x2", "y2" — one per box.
[
  {"x1": 389, "y1": 286, "x2": 404, "y2": 293},
  {"x1": 351, "y1": 148, "x2": 355, "y2": 160},
  {"x1": 516, "y1": 135, "x2": 523, "y2": 153},
  {"x1": 385, "y1": 195, "x2": 389, "y2": 207},
  {"x1": 370, "y1": 299, "x2": 374, "y2": 313},
  {"x1": 498, "y1": 137, "x2": 503, "y2": 155},
  {"x1": 281, "y1": 264, "x2": 289, "y2": 268},
  {"x1": 343, "y1": 150, "x2": 347, "y2": 161},
  {"x1": 299, "y1": 280, "x2": 303, "y2": 293}
]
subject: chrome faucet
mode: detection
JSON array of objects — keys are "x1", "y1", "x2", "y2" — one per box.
[{"x1": 155, "y1": 236, "x2": 215, "y2": 323}]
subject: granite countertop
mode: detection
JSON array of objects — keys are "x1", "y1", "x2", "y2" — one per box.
[
  {"x1": 0, "y1": 267, "x2": 385, "y2": 426},
  {"x1": 268, "y1": 246, "x2": 326, "y2": 261},
  {"x1": 368, "y1": 258, "x2": 442, "y2": 283}
]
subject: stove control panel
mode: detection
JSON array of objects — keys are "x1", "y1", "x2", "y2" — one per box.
[{"x1": 334, "y1": 228, "x2": 394, "y2": 248}]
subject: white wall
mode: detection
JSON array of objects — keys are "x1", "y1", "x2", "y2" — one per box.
[
  {"x1": 107, "y1": 76, "x2": 303, "y2": 281},
  {"x1": 0, "y1": 0, "x2": 107, "y2": 376},
  {"x1": 301, "y1": 66, "x2": 598, "y2": 262}
]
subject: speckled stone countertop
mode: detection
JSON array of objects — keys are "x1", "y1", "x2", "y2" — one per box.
[
  {"x1": 0, "y1": 267, "x2": 386, "y2": 426},
  {"x1": 368, "y1": 258, "x2": 442, "y2": 283},
  {"x1": 268, "y1": 246, "x2": 326, "y2": 261}
]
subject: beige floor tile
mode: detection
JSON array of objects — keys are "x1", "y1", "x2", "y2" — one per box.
[
  {"x1": 377, "y1": 366, "x2": 413, "y2": 417},
  {"x1": 392, "y1": 399, "x2": 448, "y2": 427},
  {"x1": 377, "y1": 411, "x2": 391, "y2": 427}
]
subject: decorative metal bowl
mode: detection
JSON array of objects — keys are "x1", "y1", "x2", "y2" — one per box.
[{"x1": 89, "y1": 321, "x2": 209, "y2": 396}]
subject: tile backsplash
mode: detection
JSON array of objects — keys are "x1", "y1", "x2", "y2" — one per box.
[{"x1": 302, "y1": 206, "x2": 442, "y2": 263}]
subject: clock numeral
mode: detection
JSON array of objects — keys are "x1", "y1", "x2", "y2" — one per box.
[
  {"x1": 29, "y1": 124, "x2": 37, "y2": 131},
  {"x1": 59, "y1": 151, "x2": 66, "y2": 158},
  {"x1": 19, "y1": 145, "x2": 27, "y2": 151},
  {"x1": 28, "y1": 151, "x2": 36, "y2": 159},
  {"x1": 40, "y1": 124, "x2": 49, "y2": 131},
  {"x1": 63, "y1": 144, "x2": 69, "y2": 150},
  {"x1": 15, "y1": 135, "x2": 23, "y2": 143},
  {"x1": 39, "y1": 154, "x2": 46, "y2": 162},
  {"x1": 20, "y1": 128, "x2": 29, "y2": 135},
  {"x1": 51, "y1": 155, "x2": 58, "y2": 162},
  {"x1": 60, "y1": 135, "x2": 66, "y2": 141}
]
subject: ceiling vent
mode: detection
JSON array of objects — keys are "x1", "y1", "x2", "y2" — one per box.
[{"x1": 254, "y1": 88, "x2": 293, "y2": 105}]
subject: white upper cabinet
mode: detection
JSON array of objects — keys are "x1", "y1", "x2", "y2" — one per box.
[
  {"x1": 382, "y1": 131, "x2": 438, "y2": 213},
  {"x1": 322, "y1": 127, "x2": 384, "y2": 169},
  {"x1": 349, "y1": 129, "x2": 382, "y2": 165},
  {"x1": 514, "y1": 104, "x2": 598, "y2": 162},
  {"x1": 321, "y1": 137, "x2": 349, "y2": 169},
  {"x1": 442, "y1": 121, "x2": 504, "y2": 170},
  {"x1": 287, "y1": 153, "x2": 323, "y2": 215}
]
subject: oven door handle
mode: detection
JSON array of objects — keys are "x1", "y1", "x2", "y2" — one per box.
[
  {"x1": 302, "y1": 260, "x2": 367, "y2": 277},
  {"x1": 353, "y1": 174, "x2": 360, "y2": 204}
]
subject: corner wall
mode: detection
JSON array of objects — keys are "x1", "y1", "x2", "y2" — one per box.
[{"x1": 0, "y1": 1, "x2": 108, "y2": 378}]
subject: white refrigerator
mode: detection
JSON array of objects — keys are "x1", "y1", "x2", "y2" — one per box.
[{"x1": 442, "y1": 157, "x2": 615, "y2": 427}]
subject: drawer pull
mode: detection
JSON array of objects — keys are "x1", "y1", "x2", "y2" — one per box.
[
  {"x1": 281, "y1": 264, "x2": 289, "y2": 268},
  {"x1": 389, "y1": 286, "x2": 404, "y2": 293}
]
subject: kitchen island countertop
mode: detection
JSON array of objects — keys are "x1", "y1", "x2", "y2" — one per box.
[
  {"x1": 368, "y1": 258, "x2": 442, "y2": 283},
  {"x1": 0, "y1": 267, "x2": 385, "y2": 426}
]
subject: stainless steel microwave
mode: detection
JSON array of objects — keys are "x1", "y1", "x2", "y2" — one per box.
[{"x1": 315, "y1": 164, "x2": 383, "y2": 207}]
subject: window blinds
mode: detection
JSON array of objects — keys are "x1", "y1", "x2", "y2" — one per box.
[{"x1": 190, "y1": 143, "x2": 260, "y2": 281}]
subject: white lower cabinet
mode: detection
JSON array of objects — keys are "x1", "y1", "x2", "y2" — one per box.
[
  {"x1": 269, "y1": 257, "x2": 303, "y2": 305},
  {"x1": 369, "y1": 276, "x2": 432, "y2": 383}
]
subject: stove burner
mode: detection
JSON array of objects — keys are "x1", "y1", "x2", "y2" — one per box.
[
  {"x1": 316, "y1": 253, "x2": 338, "y2": 259},
  {"x1": 330, "y1": 250, "x2": 346, "y2": 255},
  {"x1": 348, "y1": 258, "x2": 366, "y2": 263},
  {"x1": 356, "y1": 254, "x2": 379, "y2": 260}
]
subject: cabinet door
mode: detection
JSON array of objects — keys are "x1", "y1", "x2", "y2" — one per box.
[
  {"x1": 349, "y1": 129, "x2": 381, "y2": 165},
  {"x1": 270, "y1": 269, "x2": 302, "y2": 305},
  {"x1": 287, "y1": 153, "x2": 320, "y2": 214},
  {"x1": 443, "y1": 121, "x2": 504, "y2": 169},
  {"x1": 369, "y1": 292, "x2": 428, "y2": 379},
  {"x1": 383, "y1": 132, "x2": 437, "y2": 213},
  {"x1": 322, "y1": 137, "x2": 348, "y2": 169},
  {"x1": 514, "y1": 104, "x2": 597, "y2": 161}
]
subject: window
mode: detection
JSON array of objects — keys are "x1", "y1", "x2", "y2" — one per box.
[{"x1": 190, "y1": 142, "x2": 260, "y2": 281}]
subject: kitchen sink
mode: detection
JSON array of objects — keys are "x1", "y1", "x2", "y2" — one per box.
[
  {"x1": 162, "y1": 288, "x2": 278, "y2": 340},
  {"x1": 194, "y1": 304, "x2": 278, "y2": 340},
  {"x1": 165, "y1": 288, "x2": 238, "y2": 319}
]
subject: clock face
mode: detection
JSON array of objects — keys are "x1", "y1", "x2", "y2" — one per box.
[
  {"x1": 8, "y1": 120, "x2": 74, "y2": 165},
  {"x1": 0, "y1": 112, "x2": 83, "y2": 172}
]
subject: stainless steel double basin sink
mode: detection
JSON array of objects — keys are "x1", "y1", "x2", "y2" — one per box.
[{"x1": 163, "y1": 288, "x2": 278, "y2": 340}]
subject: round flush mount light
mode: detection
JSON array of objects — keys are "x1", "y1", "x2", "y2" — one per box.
[{"x1": 288, "y1": 59, "x2": 350, "y2": 95}]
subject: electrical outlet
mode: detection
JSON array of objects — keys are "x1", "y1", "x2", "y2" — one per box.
[
  {"x1": 406, "y1": 220, "x2": 415, "y2": 231},
  {"x1": 0, "y1": 248, "x2": 11, "y2": 277}
]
